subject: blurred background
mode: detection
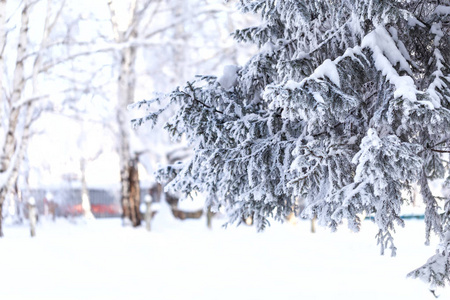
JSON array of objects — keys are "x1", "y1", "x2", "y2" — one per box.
[{"x1": 0, "y1": 0, "x2": 256, "y2": 229}]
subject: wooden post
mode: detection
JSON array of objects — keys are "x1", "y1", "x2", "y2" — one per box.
[
  {"x1": 311, "y1": 216, "x2": 316, "y2": 234},
  {"x1": 80, "y1": 159, "x2": 94, "y2": 219},
  {"x1": 46, "y1": 192, "x2": 56, "y2": 221},
  {"x1": 144, "y1": 194, "x2": 152, "y2": 231},
  {"x1": 206, "y1": 206, "x2": 213, "y2": 229},
  {"x1": 28, "y1": 197, "x2": 37, "y2": 237}
]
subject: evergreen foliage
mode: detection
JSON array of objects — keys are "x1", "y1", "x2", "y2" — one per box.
[{"x1": 132, "y1": 0, "x2": 450, "y2": 290}]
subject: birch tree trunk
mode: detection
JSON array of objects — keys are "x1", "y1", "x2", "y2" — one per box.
[
  {"x1": 0, "y1": 0, "x2": 68, "y2": 236},
  {"x1": 5, "y1": 0, "x2": 49, "y2": 197},
  {"x1": 0, "y1": 0, "x2": 30, "y2": 173},
  {"x1": 0, "y1": 0, "x2": 69, "y2": 236},
  {"x1": 0, "y1": 0, "x2": 31, "y2": 237},
  {"x1": 108, "y1": 0, "x2": 142, "y2": 226},
  {"x1": 116, "y1": 44, "x2": 138, "y2": 225},
  {"x1": 4, "y1": 103, "x2": 32, "y2": 210}
]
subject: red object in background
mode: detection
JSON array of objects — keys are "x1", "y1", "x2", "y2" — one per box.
[
  {"x1": 91, "y1": 204, "x2": 121, "y2": 216},
  {"x1": 63, "y1": 204, "x2": 83, "y2": 216},
  {"x1": 62, "y1": 204, "x2": 121, "y2": 217}
]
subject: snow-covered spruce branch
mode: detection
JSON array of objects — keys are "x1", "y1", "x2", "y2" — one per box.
[
  {"x1": 185, "y1": 81, "x2": 224, "y2": 115},
  {"x1": 132, "y1": 0, "x2": 450, "y2": 291}
]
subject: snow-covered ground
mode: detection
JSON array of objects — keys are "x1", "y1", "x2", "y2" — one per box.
[{"x1": 1, "y1": 202, "x2": 449, "y2": 300}]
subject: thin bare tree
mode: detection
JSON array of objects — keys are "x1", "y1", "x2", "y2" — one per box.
[{"x1": 0, "y1": 0, "x2": 91, "y2": 235}]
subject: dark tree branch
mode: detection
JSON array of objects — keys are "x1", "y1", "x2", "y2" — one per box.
[{"x1": 186, "y1": 81, "x2": 224, "y2": 115}]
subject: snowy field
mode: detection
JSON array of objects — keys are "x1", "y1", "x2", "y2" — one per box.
[{"x1": 1, "y1": 203, "x2": 450, "y2": 300}]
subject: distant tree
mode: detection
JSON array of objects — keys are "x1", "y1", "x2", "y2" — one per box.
[
  {"x1": 133, "y1": 0, "x2": 450, "y2": 290},
  {"x1": 0, "y1": 0, "x2": 70, "y2": 236},
  {"x1": 0, "y1": 0, "x2": 108, "y2": 235},
  {"x1": 105, "y1": 0, "x2": 255, "y2": 226}
]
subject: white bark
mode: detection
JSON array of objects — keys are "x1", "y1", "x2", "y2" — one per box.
[
  {"x1": 5, "y1": 105, "x2": 31, "y2": 194},
  {"x1": 1, "y1": 0, "x2": 68, "y2": 236},
  {"x1": 108, "y1": 0, "x2": 141, "y2": 225},
  {"x1": 4, "y1": 0, "x2": 67, "y2": 198},
  {"x1": 1, "y1": 0, "x2": 31, "y2": 196},
  {"x1": 116, "y1": 44, "x2": 138, "y2": 223}
]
